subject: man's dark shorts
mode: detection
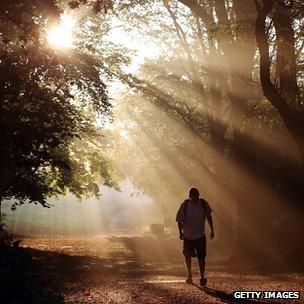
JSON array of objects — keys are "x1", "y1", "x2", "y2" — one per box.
[{"x1": 183, "y1": 235, "x2": 206, "y2": 259}]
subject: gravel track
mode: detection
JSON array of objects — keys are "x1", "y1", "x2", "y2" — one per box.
[{"x1": 21, "y1": 235, "x2": 304, "y2": 304}]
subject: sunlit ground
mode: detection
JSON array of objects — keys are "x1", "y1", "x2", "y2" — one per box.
[{"x1": 20, "y1": 235, "x2": 304, "y2": 304}]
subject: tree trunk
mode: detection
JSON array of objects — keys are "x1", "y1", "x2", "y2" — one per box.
[{"x1": 255, "y1": 0, "x2": 304, "y2": 174}]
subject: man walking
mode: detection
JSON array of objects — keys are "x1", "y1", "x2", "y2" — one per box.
[{"x1": 176, "y1": 187, "x2": 215, "y2": 287}]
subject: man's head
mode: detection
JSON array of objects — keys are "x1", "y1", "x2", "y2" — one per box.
[{"x1": 189, "y1": 187, "x2": 199, "y2": 200}]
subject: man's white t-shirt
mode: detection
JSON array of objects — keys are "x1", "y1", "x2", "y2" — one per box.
[{"x1": 176, "y1": 199, "x2": 212, "y2": 240}]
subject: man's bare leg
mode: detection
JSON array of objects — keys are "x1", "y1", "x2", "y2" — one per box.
[
  {"x1": 198, "y1": 258, "x2": 207, "y2": 287},
  {"x1": 185, "y1": 256, "x2": 193, "y2": 283},
  {"x1": 198, "y1": 258, "x2": 205, "y2": 278}
]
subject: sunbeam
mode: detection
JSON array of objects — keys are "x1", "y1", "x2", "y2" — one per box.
[{"x1": 1, "y1": 1, "x2": 304, "y2": 302}]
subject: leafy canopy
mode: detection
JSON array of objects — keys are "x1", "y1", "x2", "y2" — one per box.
[{"x1": 0, "y1": 0, "x2": 118, "y2": 208}]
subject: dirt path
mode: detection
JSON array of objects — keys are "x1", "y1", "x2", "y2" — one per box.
[{"x1": 21, "y1": 235, "x2": 304, "y2": 304}]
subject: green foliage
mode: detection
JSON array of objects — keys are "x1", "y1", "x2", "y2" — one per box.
[
  {"x1": 68, "y1": 0, "x2": 114, "y2": 13},
  {"x1": 0, "y1": 0, "x2": 118, "y2": 208}
]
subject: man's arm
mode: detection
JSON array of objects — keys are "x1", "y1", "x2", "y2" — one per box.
[
  {"x1": 176, "y1": 202, "x2": 185, "y2": 240},
  {"x1": 206, "y1": 213, "x2": 215, "y2": 239},
  {"x1": 178, "y1": 221, "x2": 184, "y2": 240}
]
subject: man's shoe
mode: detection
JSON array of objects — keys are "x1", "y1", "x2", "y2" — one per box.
[
  {"x1": 186, "y1": 277, "x2": 193, "y2": 284},
  {"x1": 200, "y1": 277, "x2": 207, "y2": 287}
]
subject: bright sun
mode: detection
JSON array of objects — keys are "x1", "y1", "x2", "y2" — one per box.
[{"x1": 47, "y1": 14, "x2": 76, "y2": 48}]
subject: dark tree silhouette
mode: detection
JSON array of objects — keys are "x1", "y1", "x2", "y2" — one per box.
[
  {"x1": 0, "y1": 0, "x2": 115, "y2": 220},
  {"x1": 254, "y1": 0, "x2": 304, "y2": 173}
]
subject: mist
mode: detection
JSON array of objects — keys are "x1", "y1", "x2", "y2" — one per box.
[
  {"x1": 3, "y1": 180, "x2": 161, "y2": 236},
  {"x1": 1, "y1": 0, "x2": 303, "y2": 303}
]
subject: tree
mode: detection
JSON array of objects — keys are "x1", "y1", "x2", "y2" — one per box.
[
  {"x1": 254, "y1": 0, "x2": 304, "y2": 174},
  {"x1": 103, "y1": 0, "x2": 304, "y2": 266},
  {"x1": 0, "y1": 0, "x2": 118, "y2": 222}
]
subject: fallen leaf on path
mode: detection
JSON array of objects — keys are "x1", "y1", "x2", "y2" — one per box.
[{"x1": 83, "y1": 288, "x2": 91, "y2": 296}]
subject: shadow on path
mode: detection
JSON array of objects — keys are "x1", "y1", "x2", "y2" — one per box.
[{"x1": 192, "y1": 285, "x2": 278, "y2": 304}]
